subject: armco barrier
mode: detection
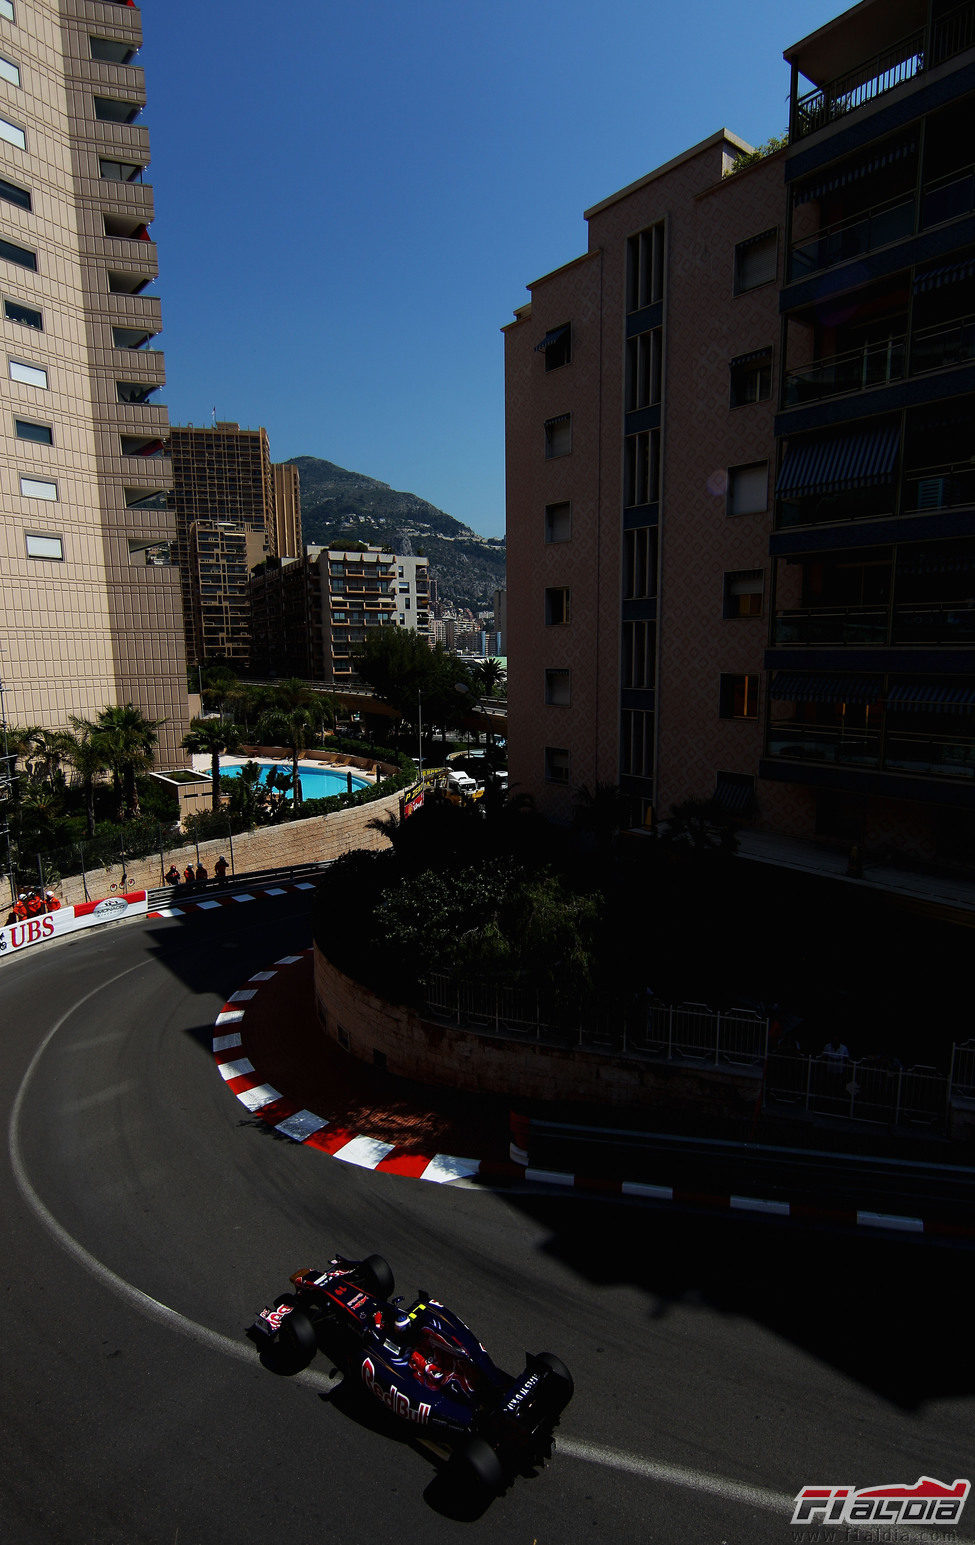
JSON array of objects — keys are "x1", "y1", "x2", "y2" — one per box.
[{"x1": 0, "y1": 891, "x2": 148, "y2": 961}]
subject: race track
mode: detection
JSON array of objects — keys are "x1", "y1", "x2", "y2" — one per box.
[{"x1": 2, "y1": 895, "x2": 973, "y2": 1544}]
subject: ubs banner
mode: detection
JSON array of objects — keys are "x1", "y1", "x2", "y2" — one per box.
[{"x1": 0, "y1": 892, "x2": 149, "y2": 961}]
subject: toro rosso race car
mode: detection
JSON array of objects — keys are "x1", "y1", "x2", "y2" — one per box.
[{"x1": 249, "y1": 1251, "x2": 573, "y2": 1494}]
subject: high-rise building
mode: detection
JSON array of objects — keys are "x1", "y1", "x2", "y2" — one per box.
[
  {"x1": 764, "y1": 0, "x2": 975, "y2": 867},
  {"x1": 271, "y1": 460, "x2": 302, "y2": 559},
  {"x1": 504, "y1": 0, "x2": 975, "y2": 872},
  {"x1": 0, "y1": 0, "x2": 188, "y2": 761},
  {"x1": 249, "y1": 545, "x2": 431, "y2": 684},
  {"x1": 504, "y1": 129, "x2": 781, "y2": 826},
  {"x1": 168, "y1": 421, "x2": 274, "y2": 667}
]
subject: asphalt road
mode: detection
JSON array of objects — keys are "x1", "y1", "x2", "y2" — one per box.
[{"x1": 2, "y1": 896, "x2": 974, "y2": 1544}]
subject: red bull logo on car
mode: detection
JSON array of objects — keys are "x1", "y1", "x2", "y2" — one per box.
[{"x1": 361, "y1": 1357, "x2": 431, "y2": 1425}]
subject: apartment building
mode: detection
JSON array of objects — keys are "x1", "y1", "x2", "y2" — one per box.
[
  {"x1": 249, "y1": 545, "x2": 431, "y2": 684},
  {"x1": 505, "y1": 0, "x2": 975, "y2": 871},
  {"x1": 167, "y1": 421, "x2": 275, "y2": 668},
  {"x1": 271, "y1": 459, "x2": 302, "y2": 559},
  {"x1": 763, "y1": 0, "x2": 975, "y2": 867},
  {"x1": 504, "y1": 130, "x2": 783, "y2": 826},
  {"x1": 0, "y1": 0, "x2": 188, "y2": 761}
]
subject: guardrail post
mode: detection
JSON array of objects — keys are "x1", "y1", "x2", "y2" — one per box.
[
  {"x1": 894, "y1": 1065, "x2": 903, "y2": 1125},
  {"x1": 714, "y1": 1010, "x2": 721, "y2": 1067},
  {"x1": 667, "y1": 1005, "x2": 673, "y2": 1061},
  {"x1": 848, "y1": 1059, "x2": 858, "y2": 1118},
  {"x1": 804, "y1": 1054, "x2": 812, "y2": 1113}
]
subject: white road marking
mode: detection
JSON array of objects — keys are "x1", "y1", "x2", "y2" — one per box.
[
  {"x1": 218, "y1": 1058, "x2": 254, "y2": 1081},
  {"x1": 236, "y1": 1083, "x2": 281, "y2": 1111},
  {"x1": 420, "y1": 1153, "x2": 481, "y2": 1183},
  {"x1": 215, "y1": 1009, "x2": 245, "y2": 1025},
  {"x1": 275, "y1": 1109, "x2": 328, "y2": 1140},
  {"x1": 333, "y1": 1134, "x2": 396, "y2": 1168},
  {"x1": 212, "y1": 1032, "x2": 243, "y2": 1053}
]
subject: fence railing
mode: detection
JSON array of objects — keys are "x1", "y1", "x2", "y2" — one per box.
[
  {"x1": 795, "y1": 31, "x2": 924, "y2": 137},
  {"x1": 763, "y1": 1052, "x2": 949, "y2": 1131},
  {"x1": 422, "y1": 975, "x2": 769, "y2": 1068}
]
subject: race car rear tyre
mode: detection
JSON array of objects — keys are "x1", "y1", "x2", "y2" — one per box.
[
  {"x1": 278, "y1": 1307, "x2": 317, "y2": 1369},
  {"x1": 357, "y1": 1254, "x2": 394, "y2": 1299},
  {"x1": 447, "y1": 1437, "x2": 504, "y2": 1496}
]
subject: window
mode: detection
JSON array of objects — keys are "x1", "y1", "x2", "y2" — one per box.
[
  {"x1": 544, "y1": 501, "x2": 571, "y2": 543},
  {"x1": 624, "y1": 428, "x2": 660, "y2": 506},
  {"x1": 4, "y1": 297, "x2": 41, "y2": 327},
  {"x1": 116, "y1": 380, "x2": 157, "y2": 404},
  {"x1": 730, "y1": 349, "x2": 772, "y2": 407},
  {"x1": 128, "y1": 538, "x2": 173, "y2": 566},
  {"x1": 544, "y1": 746, "x2": 570, "y2": 784},
  {"x1": 94, "y1": 97, "x2": 140, "y2": 124},
  {"x1": 537, "y1": 322, "x2": 570, "y2": 371},
  {"x1": 16, "y1": 418, "x2": 52, "y2": 443},
  {"x1": 0, "y1": 2, "x2": 14, "y2": 21},
  {"x1": 719, "y1": 674, "x2": 759, "y2": 719},
  {"x1": 544, "y1": 414, "x2": 571, "y2": 458},
  {"x1": 9, "y1": 358, "x2": 47, "y2": 387},
  {"x1": 90, "y1": 37, "x2": 138, "y2": 64},
  {"x1": 545, "y1": 668, "x2": 570, "y2": 705},
  {"x1": 625, "y1": 328, "x2": 662, "y2": 411},
  {"x1": 626, "y1": 222, "x2": 664, "y2": 311},
  {"x1": 544, "y1": 587, "x2": 570, "y2": 625},
  {"x1": 723, "y1": 569, "x2": 764, "y2": 618},
  {"x1": 25, "y1": 532, "x2": 62, "y2": 560},
  {"x1": 0, "y1": 237, "x2": 35, "y2": 270},
  {"x1": 99, "y1": 160, "x2": 143, "y2": 182},
  {"x1": 623, "y1": 526, "x2": 656, "y2": 598},
  {"x1": 622, "y1": 620, "x2": 655, "y2": 688},
  {"x1": 734, "y1": 230, "x2": 777, "y2": 293},
  {"x1": 621, "y1": 709, "x2": 653, "y2": 777},
  {"x1": 0, "y1": 115, "x2": 25, "y2": 150},
  {"x1": 0, "y1": 53, "x2": 19, "y2": 86},
  {"x1": 0, "y1": 176, "x2": 30, "y2": 210},
  {"x1": 20, "y1": 475, "x2": 56, "y2": 500},
  {"x1": 727, "y1": 461, "x2": 768, "y2": 516}
]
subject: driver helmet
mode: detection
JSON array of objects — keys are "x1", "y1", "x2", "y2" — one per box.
[{"x1": 390, "y1": 1310, "x2": 412, "y2": 1337}]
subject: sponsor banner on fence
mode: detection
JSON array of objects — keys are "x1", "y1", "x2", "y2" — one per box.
[{"x1": 0, "y1": 891, "x2": 148, "y2": 960}]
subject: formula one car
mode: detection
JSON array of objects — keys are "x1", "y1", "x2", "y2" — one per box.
[{"x1": 249, "y1": 1252, "x2": 573, "y2": 1493}]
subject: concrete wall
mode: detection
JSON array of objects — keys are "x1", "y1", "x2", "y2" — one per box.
[
  {"x1": 54, "y1": 786, "x2": 401, "y2": 905},
  {"x1": 313, "y1": 950, "x2": 759, "y2": 1119}
]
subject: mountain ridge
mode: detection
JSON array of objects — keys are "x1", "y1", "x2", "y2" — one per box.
[{"x1": 288, "y1": 456, "x2": 505, "y2": 613}]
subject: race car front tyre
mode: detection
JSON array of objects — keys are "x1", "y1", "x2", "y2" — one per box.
[
  {"x1": 278, "y1": 1307, "x2": 317, "y2": 1369},
  {"x1": 357, "y1": 1254, "x2": 394, "y2": 1299},
  {"x1": 447, "y1": 1437, "x2": 504, "y2": 1496}
]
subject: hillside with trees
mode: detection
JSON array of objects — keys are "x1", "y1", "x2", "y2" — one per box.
[{"x1": 288, "y1": 456, "x2": 506, "y2": 612}]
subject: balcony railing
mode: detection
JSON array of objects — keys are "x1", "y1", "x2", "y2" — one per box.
[
  {"x1": 766, "y1": 724, "x2": 881, "y2": 767},
  {"x1": 910, "y1": 313, "x2": 975, "y2": 375},
  {"x1": 789, "y1": 196, "x2": 914, "y2": 281},
  {"x1": 795, "y1": 30, "x2": 924, "y2": 138},
  {"x1": 783, "y1": 335, "x2": 906, "y2": 406},
  {"x1": 904, "y1": 464, "x2": 975, "y2": 513},
  {"x1": 931, "y1": 0, "x2": 975, "y2": 65},
  {"x1": 772, "y1": 606, "x2": 888, "y2": 646},
  {"x1": 891, "y1": 600, "x2": 975, "y2": 645},
  {"x1": 767, "y1": 724, "x2": 975, "y2": 780},
  {"x1": 921, "y1": 163, "x2": 975, "y2": 227}
]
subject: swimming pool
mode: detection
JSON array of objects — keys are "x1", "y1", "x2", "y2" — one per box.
[{"x1": 219, "y1": 760, "x2": 369, "y2": 800}]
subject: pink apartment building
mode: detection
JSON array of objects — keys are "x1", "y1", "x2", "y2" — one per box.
[{"x1": 504, "y1": 128, "x2": 783, "y2": 830}]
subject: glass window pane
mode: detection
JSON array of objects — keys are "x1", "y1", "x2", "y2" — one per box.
[
  {"x1": 0, "y1": 54, "x2": 20, "y2": 86},
  {"x1": 20, "y1": 476, "x2": 57, "y2": 499},
  {"x1": 9, "y1": 358, "x2": 47, "y2": 387},
  {"x1": 0, "y1": 115, "x2": 26, "y2": 150},
  {"x1": 16, "y1": 419, "x2": 52, "y2": 443},
  {"x1": 25, "y1": 532, "x2": 63, "y2": 560}
]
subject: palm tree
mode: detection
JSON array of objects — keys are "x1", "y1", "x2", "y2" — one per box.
[
  {"x1": 256, "y1": 705, "x2": 318, "y2": 810},
  {"x1": 473, "y1": 658, "x2": 505, "y2": 699},
  {"x1": 64, "y1": 719, "x2": 110, "y2": 837},
  {"x1": 182, "y1": 717, "x2": 242, "y2": 810},
  {"x1": 96, "y1": 704, "x2": 163, "y2": 819}
]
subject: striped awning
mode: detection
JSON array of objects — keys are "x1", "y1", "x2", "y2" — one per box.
[
  {"x1": 886, "y1": 684, "x2": 975, "y2": 712},
  {"x1": 776, "y1": 426, "x2": 899, "y2": 497},
  {"x1": 913, "y1": 257, "x2": 975, "y2": 293},
  {"x1": 792, "y1": 140, "x2": 916, "y2": 205},
  {"x1": 535, "y1": 325, "x2": 569, "y2": 352},
  {"x1": 771, "y1": 672, "x2": 883, "y2": 703},
  {"x1": 730, "y1": 346, "x2": 772, "y2": 368},
  {"x1": 713, "y1": 772, "x2": 755, "y2": 813}
]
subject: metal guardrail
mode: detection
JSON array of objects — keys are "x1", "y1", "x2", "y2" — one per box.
[
  {"x1": 423, "y1": 975, "x2": 769, "y2": 1068},
  {"x1": 764, "y1": 1052, "x2": 949, "y2": 1132},
  {"x1": 147, "y1": 859, "x2": 332, "y2": 910}
]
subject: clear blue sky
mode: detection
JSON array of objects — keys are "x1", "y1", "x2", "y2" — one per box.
[{"x1": 143, "y1": 0, "x2": 844, "y2": 539}]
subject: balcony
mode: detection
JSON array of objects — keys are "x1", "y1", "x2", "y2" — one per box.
[
  {"x1": 789, "y1": 195, "x2": 914, "y2": 282},
  {"x1": 885, "y1": 729, "x2": 975, "y2": 776},
  {"x1": 903, "y1": 463, "x2": 975, "y2": 512},
  {"x1": 892, "y1": 599, "x2": 975, "y2": 644},
  {"x1": 910, "y1": 312, "x2": 975, "y2": 374},
  {"x1": 792, "y1": 4, "x2": 975, "y2": 141},
  {"x1": 767, "y1": 723, "x2": 882, "y2": 767},
  {"x1": 783, "y1": 336, "x2": 906, "y2": 406},
  {"x1": 772, "y1": 606, "x2": 888, "y2": 645},
  {"x1": 794, "y1": 29, "x2": 924, "y2": 139}
]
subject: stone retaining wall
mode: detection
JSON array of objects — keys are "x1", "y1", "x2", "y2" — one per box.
[
  {"x1": 52, "y1": 787, "x2": 402, "y2": 905},
  {"x1": 313, "y1": 950, "x2": 759, "y2": 1119}
]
